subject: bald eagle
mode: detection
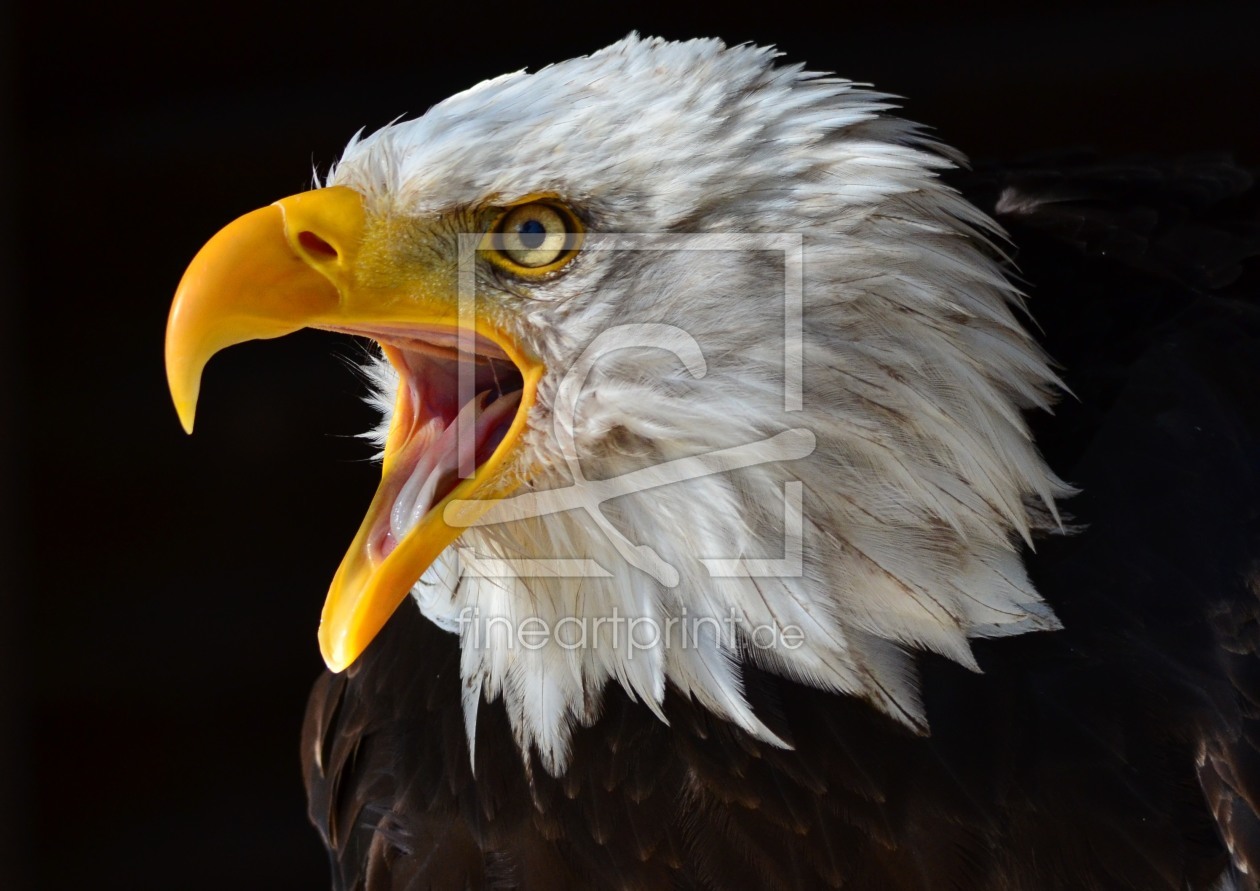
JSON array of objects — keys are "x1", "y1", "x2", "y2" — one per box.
[{"x1": 166, "y1": 36, "x2": 1260, "y2": 890}]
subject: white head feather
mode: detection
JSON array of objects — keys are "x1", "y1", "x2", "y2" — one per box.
[{"x1": 327, "y1": 35, "x2": 1071, "y2": 774}]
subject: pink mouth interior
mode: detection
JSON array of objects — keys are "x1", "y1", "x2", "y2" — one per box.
[{"x1": 346, "y1": 328, "x2": 525, "y2": 564}]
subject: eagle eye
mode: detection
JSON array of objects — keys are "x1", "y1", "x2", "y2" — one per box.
[{"x1": 484, "y1": 201, "x2": 582, "y2": 275}]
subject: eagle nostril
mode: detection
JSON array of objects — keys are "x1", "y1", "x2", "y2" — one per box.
[{"x1": 298, "y1": 231, "x2": 338, "y2": 260}]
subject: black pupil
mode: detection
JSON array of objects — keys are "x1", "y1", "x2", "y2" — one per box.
[{"x1": 517, "y1": 218, "x2": 548, "y2": 250}]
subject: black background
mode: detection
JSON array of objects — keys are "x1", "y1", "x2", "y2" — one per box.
[{"x1": 3, "y1": 1, "x2": 1259, "y2": 888}]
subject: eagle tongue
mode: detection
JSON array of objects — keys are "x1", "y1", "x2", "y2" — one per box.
[
  {"x1": 385, "y1": 387, "x2": 523, "y2": 556},
  {"x1": 388, "y1": 392, "x2": 485, "y2": 547}
]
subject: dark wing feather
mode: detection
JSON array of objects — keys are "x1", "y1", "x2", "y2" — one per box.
[
  {"x1": 968, "y1": 152, "x2": 1260, "y2": 888},
  {"x1": 1200, "y1": 571, "x2": 1260, "y2": 884},
  {"x1": 303, "y1": 154, "x2": 1260, "y2": 889}
]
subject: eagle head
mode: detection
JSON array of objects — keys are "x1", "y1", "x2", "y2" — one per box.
[{"x1": 166, "y1": 35, "x2": 1069, "y2": 773}]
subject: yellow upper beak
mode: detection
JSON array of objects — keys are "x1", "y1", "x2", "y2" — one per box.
[{"x1": 166, "y1": 187, "x2": 542, "y2": 672}]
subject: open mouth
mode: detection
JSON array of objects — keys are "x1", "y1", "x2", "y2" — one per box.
[
  {"x1": 329, "y1": 325, "x2": 527, "y2": 568},
  {"x1": 310, "y1": 319, "x2": 541, "y2": 671}
]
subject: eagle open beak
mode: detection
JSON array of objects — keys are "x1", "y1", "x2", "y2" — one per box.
[{"x1": 165, "y1": 187, "x2": 543, "y2": 672}]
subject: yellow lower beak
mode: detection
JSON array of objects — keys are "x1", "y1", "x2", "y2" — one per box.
[{"x1": 166, "y1": 187, "x2": 542, "y2": 671}]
